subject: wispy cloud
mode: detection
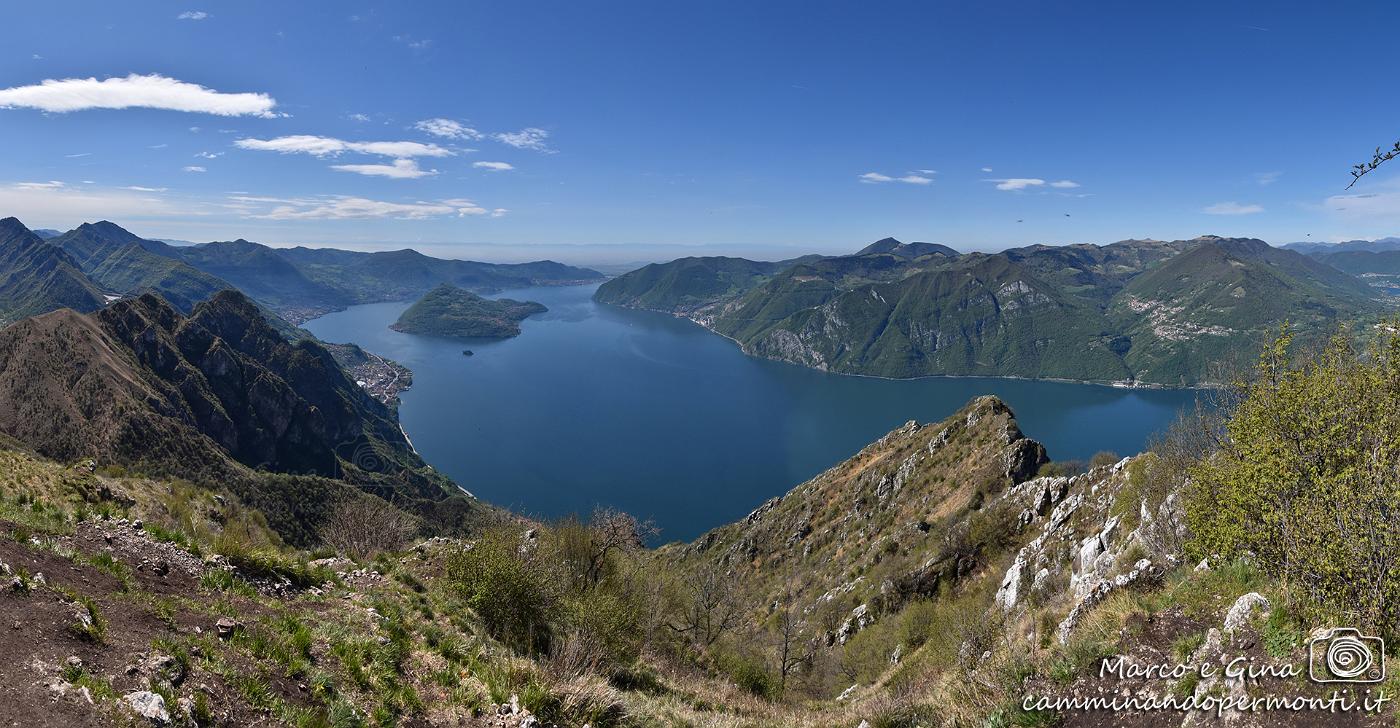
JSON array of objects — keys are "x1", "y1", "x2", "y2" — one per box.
[
  {"x1": 230, "y1": 194, "x2": 500, "y2": 220},
  {"x1": 859, "y1": 171, "x2": 931, "y2": 185},
  {"x1": 392, "y1": 35, "x2": 432, "y2": 50},
  {"x1": 347, "y1": 113, "x2": 371, "y2": 123},
  {"x1": 64, "y1": 152, "x2": 92, "y2": 158},
  {"x1": 330, "y1": 158, "x2": 437, "y2": 179},
  {"x1": 235, "y1": 135, "x2": 453, "y2": 158},
  {"x1": 1255, "y1": 171, "x2": 1282, "y2": 186},
  {"x1": 415, "y1": 118, "x2": 481, "y2": 140},
  {"x1": 981, "y1": 167, "x2": 994, "y2": 173},
  {"x1": 0, "y1": 181, "x2": 182, "y2": 220},
  {"x1": 0, "y1": 74, "x2": 278, "y2": 117},
  {"x1": 494, "y1": 127, "x2": 552, "y2": 152},
  {"x1": 1049, "y1": 180, "x2": 1080, "y2": 189},
  {"x1": 177, "y1": 11, "x2": 209, "y2": 20},
  {"x1": 1202, "y1": 201, "x2": 1263, "y2": 215},
  {"x1": 473, "y1": 161, "x2": 514, "y2": 172},
  {"x1": 1322, "y1": 180, "x2": 1400, "y2": 220},
  {"x1": 991, "y1": 178, "x2": 1044, "y2": 191},
  {"x1": 183, "y1": 166, "x2": 206, "y2": 173},
  {"x1": 194, "y1": 151, "x2": 223, "y2": 159},
  {"x1": 122, "y1": 185, "x2": 168, "y2": 192}
]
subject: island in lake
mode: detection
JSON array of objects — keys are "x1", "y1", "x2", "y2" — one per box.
[{"x1": 390, "y1": 283, "x2": 548, "y2": 338}]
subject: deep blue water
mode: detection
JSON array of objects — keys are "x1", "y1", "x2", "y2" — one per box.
[{"x1": 305, "y1": 283, "x2": 1203, "y2": 542}]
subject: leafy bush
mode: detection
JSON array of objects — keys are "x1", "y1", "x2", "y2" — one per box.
[
  {"x1": 722, "y1": 652, "x2": 776, "y2": 699},
  {"x1": 444, "y1": 529, "x2": 559, "y2": 655},
  {"x1": 1185, "y1": 326, "x2": 1400, "y2": 635}
]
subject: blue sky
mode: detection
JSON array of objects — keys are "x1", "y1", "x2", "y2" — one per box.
[{"x1": 3, "y1": 1, "x2": 1399, "y2": 264}]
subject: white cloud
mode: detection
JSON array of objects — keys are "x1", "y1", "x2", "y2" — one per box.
[
  {"x1": 914, "y1": 169, "x2": 937, "y2": 175},
  {"x1": 473, "y1": 161, "x2": 514, "y2": 172},
  {"x1": 490, "y1": 208, "x2": 508, "y2": 218},
  {"x1": 122, "y1": 185, "x2": 168, "y2": 192},
  {"x1": 981, "y1": 167, "x2": 994, "y2": 172},
  {"x1": 494, "y1": 127, "x2": 552, "y2": 152},
  {"x1": 859, "y1": 172, "x2": 932, "y2": 185},
  {"x1": 16, "y1": 180, "x2": 65, "y2": 190},
  {"x1": 64, "y1": 152, "x2": 91, "y2": 158},
  {"x1": 235, "y1": 134, "x2": 453, "y2": 158},
  {"x1": 1203, "y1": 201, "x2": 1263, "y2": 215},
  {"x1": 194, "y1": 151, "x2": 222, "y2": 159},
  {"x1": 231, "y1": 194, "x2": 498, "y2": 220},
  {"x1": 992, "y1": 178, "x2": 1045, "y2": 191},
  {"x1": 415, "y1": 118, "x2": 481, "y2": 140},
  {"x1": 1049, "y1": 180, "x2": 1080, "y2": 188},
  {"x1": 330, "y1": 158, "x2": 437, "y2": 179},
  {"x1": 177, "y1": 11, "x2": 209, "y2": 20},
  {"x1": 183, "y1": 166, "x2": 206, "y2": 173},
  {"x1": 0, "y1": 74, "x2": 278, "y2": 117},
  {"x1": 348, "y1": 113, "x2": 371, "y2": 123},
  {"x1": 1255, "y1": 171, "x2": 1282, "y2": 186}
]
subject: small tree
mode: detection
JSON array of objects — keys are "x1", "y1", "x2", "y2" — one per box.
[
  {"x1": 770, "y1": 602, "x2": 816, "y2": 693},
  {"x1": 554, "y1": 508, "x2": 656, "y2": 591},
  {"x1": 318, "y1": 497, "x2": 418, "y2": 560},
  {"x1": 667, "y1": 561, "x2": 740, "y2": 647}
]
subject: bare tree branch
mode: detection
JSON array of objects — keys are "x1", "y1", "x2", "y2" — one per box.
[{"x1": 1347, "y1": 140, "x2": 1400, "y2": 189}]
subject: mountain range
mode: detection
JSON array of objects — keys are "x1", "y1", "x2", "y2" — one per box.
[
  {"x1": 597, "y1": 235, "x2": 1394, "y2": 386},
  {"x1": 0, "y1": 217, "x2": 602, "y2": 328},
  {"x1": 0, "y1": 218, "x2": 107, "y2": 327}
]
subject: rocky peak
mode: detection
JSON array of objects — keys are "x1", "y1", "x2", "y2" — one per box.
[{"x1": 673, "y1": 395, "x2": 1048, "y2": 617}]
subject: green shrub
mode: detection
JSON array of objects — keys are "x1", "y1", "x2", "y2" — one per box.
[
  {"x1": 723, "y1": 652, "x2": 776, "y2": 699},
  {"x1": 444, "y1": 530, "x2": 558, "y2": 655},
  {"x1": 1185, "y1": 326, "x2": 1400, "y2": 635}
]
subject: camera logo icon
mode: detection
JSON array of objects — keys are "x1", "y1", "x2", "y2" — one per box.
[{"x1": 1307, "y1": 627, "x2": 1385, "y2": 683}]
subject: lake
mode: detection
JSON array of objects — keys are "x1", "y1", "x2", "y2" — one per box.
[{"x1": 305, "y1": 283, "x2": 1204, "y2": 542}]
